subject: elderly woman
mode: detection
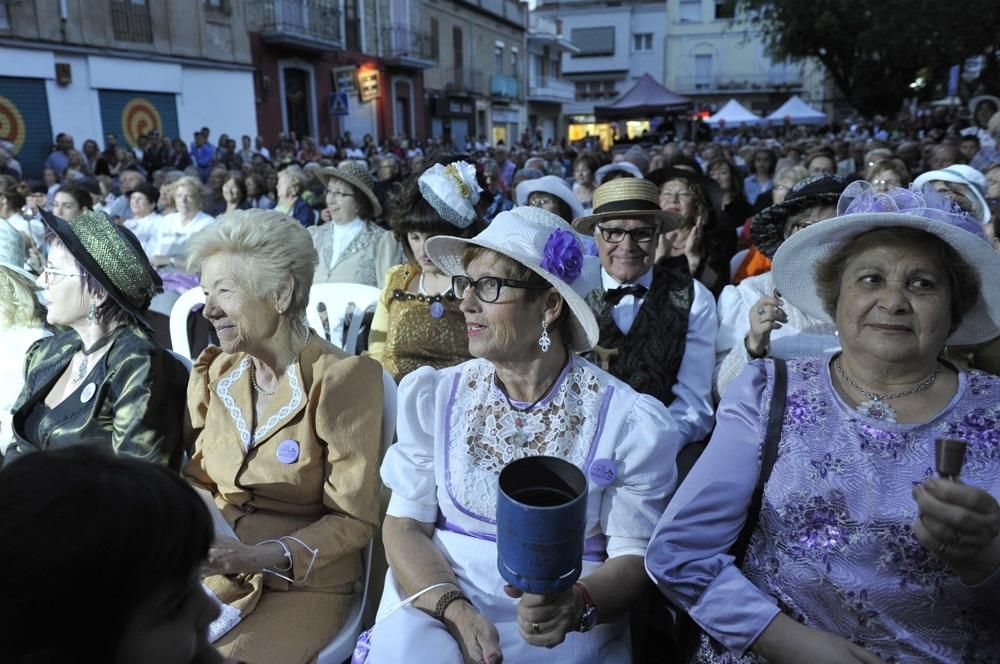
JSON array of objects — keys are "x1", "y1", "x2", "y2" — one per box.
[
  {"x1": 3, "y1": 210, "x2": 187, "y2": 468},
  {"x1": 310, "y1": 161, "x2": 402, "y2": 288},
  {"x1": 368, "y1": 207, "x2": 681, "y2": 663},
  {"x1": 122, "y1": 181, "x2": 161, "y2": 257},
  {"x1": 647, "y1": 185, "x2": 1000, "y2": 662},
  {"x1": 714, "y1": 176, "x2": 846, "y2": 398},
  {"x1": 275, "y1": 167, "x2": 316, "y2": 227},
  {"x1": 868, "y1": 158, "x2": 911, "y2": 193},
  {"x1": 368, "y1": 162, "x2": 484, "y2": 382},
  {"x1": 183, "y1": 209, "x2": 384, "y2": 663},
  {"x1": 649, "y1": 167, "x2": 734, "y2": 297},
  {"x1": 146, "y1": 175, "x2": 214, "y2": 269},
  {"x1": 0, "y1": 222, "x2": 47, "y2": 454},
  {"x1": 516, "y1": 175, "x2": 586, "y2": 223}
]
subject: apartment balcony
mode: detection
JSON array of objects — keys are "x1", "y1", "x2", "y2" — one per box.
[
  {"x1": 490, "y1": 74, "x2": 520, "y2": 100},
  {"x1": 248, "y1": 0, "x2": 342, "y2": 52},
  {"x1": 528, "y1": 77, "x2": 575, "y2": 103},
  {"x1": 443, "y1": 67, "x2": 485, "y2": 96},
  {"x1": 111, "y1": 0, "x2": 153, "y2": 44},
  {"x1": 527, "y1": 14, "x2": 578, "y2": 52},
  {"x1": 461, "y1": 0, "x2": 526, "y2": 27},
  {"x1": 673, "y1": 73, "x2": 803, "y2": 95},
  {"x1": 383, "y1": 25, "x2": 435, "y2": 69}
]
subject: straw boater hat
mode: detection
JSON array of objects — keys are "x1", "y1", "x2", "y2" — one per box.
[
  {"x1": 0, "y1": 219, "x2": 35, "y2": 281},
  {"x1": 418, "y1": 160, "x2": 482, "y2": 228},
  {"x1": 317, "y1": 161, "x2": 382, "y2": 217},
  {"x1": 772, "y1": 182, "x2": 1000, "y2": 345},
  {"x1": 39, "y1": 209, "x2": 162, "y2": 327},
  {"x1": 425, "y1": 206, "x2": 601, "y2": 352},
  {"x1": 572, "y1": 178, "x2": 680, "y2": 235},
  {"x1": 515, "y1": 175, "x2": 585, "y2": 221},
  {"x1": 750, "y1": 175, "x2": 847, "y2": 258},
  {"x1": 912, "y1": 165, "x2": 990, "y2": 225}
]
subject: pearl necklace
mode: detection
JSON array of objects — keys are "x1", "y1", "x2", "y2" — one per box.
[
  {"x1": 834, "y1": 356, "x2": 940, "y2": 423},
  {"x1": 251, "y1": 327, "x2": 312, "y2": 396}
]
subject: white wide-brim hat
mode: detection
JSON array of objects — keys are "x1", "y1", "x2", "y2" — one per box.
[
  {"x1": 913, "y1": 166, "x2": 990, "y2": 225},
  {"x1": 773, "y1": 212, "x2": 1000, "y2": 345},
  {"x1": 595, "y1": 162, "x2": 643, "y2": 185},
  {"x1": 425, "y1": 206, "x2": 601, "y2": 352},
  {"x1": 515, "y1": 175, "x2": 585, "y2": 221},
  {"x1": 0, "y1": 219, "x2": 36, "y2": 281}
]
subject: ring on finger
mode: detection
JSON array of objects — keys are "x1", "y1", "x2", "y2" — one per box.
[
  {"x1": 531, "y1": 622, "x2": 540, "y2": 634},
  {"x1": 756, "y1": 307, "x2": 766, "y2": 316}
]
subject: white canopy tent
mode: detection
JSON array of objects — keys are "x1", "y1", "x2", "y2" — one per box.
[
  {"x1": 706, "y1": 99, "x2": 763, "y2": 128},
  {"x1": 765, "y1": 95, "x2": 829, "y2": 125}
]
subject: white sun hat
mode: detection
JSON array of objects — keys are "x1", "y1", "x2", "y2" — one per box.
[
  {"x1": 418, "y1": 161, "x2": 483, "y2": 228},
  {"x1": 772, "y1": 182, "x2": 1000, "y2": 345},
  {"x1": 515, "y1": 175, "x2": 585, "y2": 221},
  {"x1": 424, "y1": 206, "x2": 601, "y2": 352},
  {"x1": 912, "y1": 165, "x2": 990, "y2": 224},
  {"x1": 594, "y1": 161, "x2": 644, "y2": 185},
  {"x1": 0, "y1": 219, "x2": 35, "y2": 280}
]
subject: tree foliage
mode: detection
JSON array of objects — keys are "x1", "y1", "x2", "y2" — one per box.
[{"x1": 739, "y1": 0, "x2": 1000, "y2": 116}]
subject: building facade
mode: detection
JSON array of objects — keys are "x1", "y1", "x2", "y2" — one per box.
[
  {"x1": 663, "y1": 0, "x2": 826, "y2": 116},
  {"x1": 247, "y1": 0, "x2": 434, "y2": 147},
  {"x1": 0, "y1": 0, "x2": 256, "y2": 176},
  {"x1": 533, "y1": 0, "x2": 668, "y2": 141},
  {"x1": 420, "y1": 0, "x2": 528, "y2": 148},
  {"x1": 525, "y1": 13, "x2": 576, "y2": 146}
]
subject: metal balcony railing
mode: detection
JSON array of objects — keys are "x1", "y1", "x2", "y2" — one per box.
[
  {"x1": 248, "y1": 0, "x2": 342, "y2": 49},
  {"x1": 383, "y1": 25, "x2": 434, "y2": 62},
  {"x1": 490, "y1": 74, "x2": 519, "y2": 99},
  {"x1": 111, "y1": 0, "x2": 153, "y2": 43},
  {"x1": 673, "y1": 73, "x2": 803, "y2": 93},
  {"x1": 528, "y1": 77, "x2": 574, "y2": 102}
]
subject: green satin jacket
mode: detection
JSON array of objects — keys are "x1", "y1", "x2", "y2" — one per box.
[{"x1": 4, "y1": 326, "x2": 189, "y2": 469}]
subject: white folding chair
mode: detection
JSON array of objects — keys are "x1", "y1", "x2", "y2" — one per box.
[
  {"x1": 316, "y1": 369, "x2": 398, "y2": 663},
  {"x1": 305, "y1": 283, "x2": 382, "y2": 352},
  {"x1": 729, "y1": 248, "x2": 749, "y2": 281},
  {"x1": 168, "y1": 286, "x2": 207, "y2": 360}
]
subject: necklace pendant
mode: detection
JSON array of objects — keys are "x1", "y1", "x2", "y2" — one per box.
[
  {"x1": 75, "y1": 356, "x2": 88, "y2": 383},
  {"x1": 857, "y1": 398, "x2": 897, "y2": 423},
  {"x1": 512, "y1": 430, "x2": 527, "y2": 447},
  {"x1": 429, "y1": 301, "x2": 445, "y2": 319}
]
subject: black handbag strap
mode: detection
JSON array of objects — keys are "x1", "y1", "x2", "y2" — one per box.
[{"x1": 731, "y1": 358, "x2": 787, "y2": 567}]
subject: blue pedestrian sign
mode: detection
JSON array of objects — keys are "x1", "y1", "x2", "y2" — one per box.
[{"x1": 329, "y1": 92, "x2": 349, "y2": 117}]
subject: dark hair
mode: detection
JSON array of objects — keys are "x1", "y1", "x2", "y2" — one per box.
[
  {"x1": 0, "y1": 174, "x2": 29, "y2": 209},
  {"x1": 0, "y1": 447, "x2": 213, "y2": 661},
  {"x1": 389, "y1": 175, "x2": 484, "y2": 262},
  {"x1": 573, "y1": 153, "x2": 601, "y2": 177},
  {"x1": 706, "y1": 157, "x2": 745, "y2": 197},
  {"x1": 350, "y1": 182, "x2": 375, "y2": 220},
  {"x1": 750, "y1": 147, "x2": 776, "y2": 176},
  {"x1": 460, "y1": 245, "x2": 573, "y2": 345},
  {"x1": 804, "y1": 147, "x2": 836, "y2": 169},
  {"x1": 223, "y1": 175, "x2": 247, "y2": 204},
  {"x1": 667, "y1": 153, "x2": 704, "y2": 175},
  {"x1": 54, "y1": 183, "x2": 93, "y2": 213},
  {"x1": 814, "y1": 227, "x2": 980, "y2": 336}
]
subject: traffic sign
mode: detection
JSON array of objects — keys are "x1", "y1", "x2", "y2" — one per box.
[{"x1": 329, "y1": 92, "x2": 349, "y2": 117}]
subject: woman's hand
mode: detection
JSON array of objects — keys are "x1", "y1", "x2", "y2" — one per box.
[
  {"x1": 753, "y1": 613, "x2": 884, "y2": 664},
  {"x1": 912, "y1": 478, "x2": 1000, "y2": 584},
  {"x1": 202, "y1": 536, "x2": 287, "y2": 577},
  {"x1": 441, "y1": 600, "x2": 503, "y2": 664},
  {"x1": 504, "y1": 584, "x2": 579, "y2": 648},
  {"x1": 746, "y1": 292, "x2": 787, "y2": 357},
  {"x1": 320, "y1": 207, "x2": 333, "y2": 223},
  {"x1": 683, "y1": 213, "x2": 707, "y2": 275}
]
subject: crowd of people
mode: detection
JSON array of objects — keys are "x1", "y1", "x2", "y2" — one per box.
[{"x1": 0, "y1": 105, "x2": 999, "y2": 664}]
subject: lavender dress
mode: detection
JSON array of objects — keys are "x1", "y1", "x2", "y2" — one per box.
[{"x1": 646, "y1": 356, "x2": 1000, "y2": 663}]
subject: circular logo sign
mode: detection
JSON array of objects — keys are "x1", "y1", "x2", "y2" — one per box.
[
  {"x1": 121, "y1": 98, "x2": 162, "y2": 147},
  {"x1": 0, "y1": 95, "x2": 27, "y2": 154}
]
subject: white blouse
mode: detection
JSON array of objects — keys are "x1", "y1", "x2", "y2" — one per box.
[{"x1": 146, "y1": 210, "x2": 215, "y2": 258}]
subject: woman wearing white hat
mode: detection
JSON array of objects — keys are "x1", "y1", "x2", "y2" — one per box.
[
  {"x1": 648, "y1": 184, "x2": 1000, "y2": 663},
  {"x1": 913, "y1": 164, "x2": 991, "y2": 226},
  {"x1": 0, "y1": 221, "x2": 47, "y2": 454},
  {"x1": 311, "y1": 161, "x2": 404, "y2": 288},
  {"x1": 370, "y1": 207, "x2": 682, "y2": 663},
  {"x1": 516, "y1": 175, "x2": 586, "y2": 223}
]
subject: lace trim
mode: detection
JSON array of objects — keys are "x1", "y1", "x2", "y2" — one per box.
[
  {"x1": 215, "y1": 357, "x2": 303, "y2": 451},
  {"x1": 444, "y1": 358, "x2": 607, "y2": 523}
]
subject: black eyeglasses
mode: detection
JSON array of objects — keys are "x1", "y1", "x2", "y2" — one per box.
[
  {"x1": 596, "y1": 225, "x2": 658, "y2": 244},
  {"x1": 452, "y1": 275, "x2": 550, "y2": 303}
]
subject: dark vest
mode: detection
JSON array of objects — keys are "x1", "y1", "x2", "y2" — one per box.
[{"x1": 585, "y1": 263, "x2": 693, "y2": 407}]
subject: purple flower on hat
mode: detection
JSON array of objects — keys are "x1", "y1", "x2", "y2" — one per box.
[{"x1": 540, "y1": 229, "x2": 583, "y2": 284}]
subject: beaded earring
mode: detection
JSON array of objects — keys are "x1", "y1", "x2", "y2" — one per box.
[{"x1": 538, "y1": 319, "x2": 551, "y2": 353}]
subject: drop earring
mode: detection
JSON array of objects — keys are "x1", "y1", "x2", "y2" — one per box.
[
  {"x1": 86, "y1": 302, "x2": 97, "y2": 324},
  {"x1": 538, "y1": 319, "x2": 551, "y2": 353}
]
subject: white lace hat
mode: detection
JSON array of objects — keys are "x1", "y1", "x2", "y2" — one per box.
[
  {"x1": 0, "y1": 219, "x2": 35, "y2": 280},
  {"x1": 425, "y1": 206, "x2": 600, "y2": 352},
  {"x1": 418, "y1": 161, "x2": 482, "y2": 228},
  {"x1": 772, "y1": 184, "x2": 1000, "y2": 345},
  {"x1": 515, "y1": 175, "x2": 585, "y2": 221}
]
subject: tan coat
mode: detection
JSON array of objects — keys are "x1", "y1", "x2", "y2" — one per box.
[
  {"x1": 184, "y1": 336, "x2": 384, "y2": 663},
  {"x1": 309, "y1": 220, "x2": 404, "y2": 288}
]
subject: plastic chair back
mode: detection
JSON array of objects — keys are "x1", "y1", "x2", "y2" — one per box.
[
  {"x1": 169, "y1": 287, "x2": 206, "y2": 360},
  {"x1": 305, "y1": 283, "x2": 382, "y2": 350}
]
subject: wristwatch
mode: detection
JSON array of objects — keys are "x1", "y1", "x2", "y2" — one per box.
[{"x1": 575, "y1": 582, "x2": 597, "y2": 633}]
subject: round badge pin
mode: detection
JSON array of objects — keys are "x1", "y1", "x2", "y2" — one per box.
[
  {"x1": 80, "y1": 383, "x2": 97, "y2": 403},
  {"x1": 429, "y1": 301, "x2": 445, "y2": 319},
  {"x1": 276, "y1": 439, "x2": 300, "y2": 464},
  {"x1": 588, "y1": 458, "x2": 617, "y2": 486}
]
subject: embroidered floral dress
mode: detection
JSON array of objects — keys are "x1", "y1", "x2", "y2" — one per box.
[
  {"x1": 646, "y1": 356, "x2": 1000, "y2": 663},
  {"x1": 371, "y1": 355, "x2": 681, "y2": 663}
]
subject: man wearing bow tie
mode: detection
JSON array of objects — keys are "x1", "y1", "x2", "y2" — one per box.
[{"x1": 575, "y1": 178, "x2": 717, "y2": 448}]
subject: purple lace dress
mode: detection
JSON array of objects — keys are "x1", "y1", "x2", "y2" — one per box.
[{"x1": 646, "y1": 356, "x2": 1000, "y2": 663}]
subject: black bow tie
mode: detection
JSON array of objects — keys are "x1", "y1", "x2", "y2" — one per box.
[{"x1": 604, "y1": 284, "x2": 648, "y2": 305}]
